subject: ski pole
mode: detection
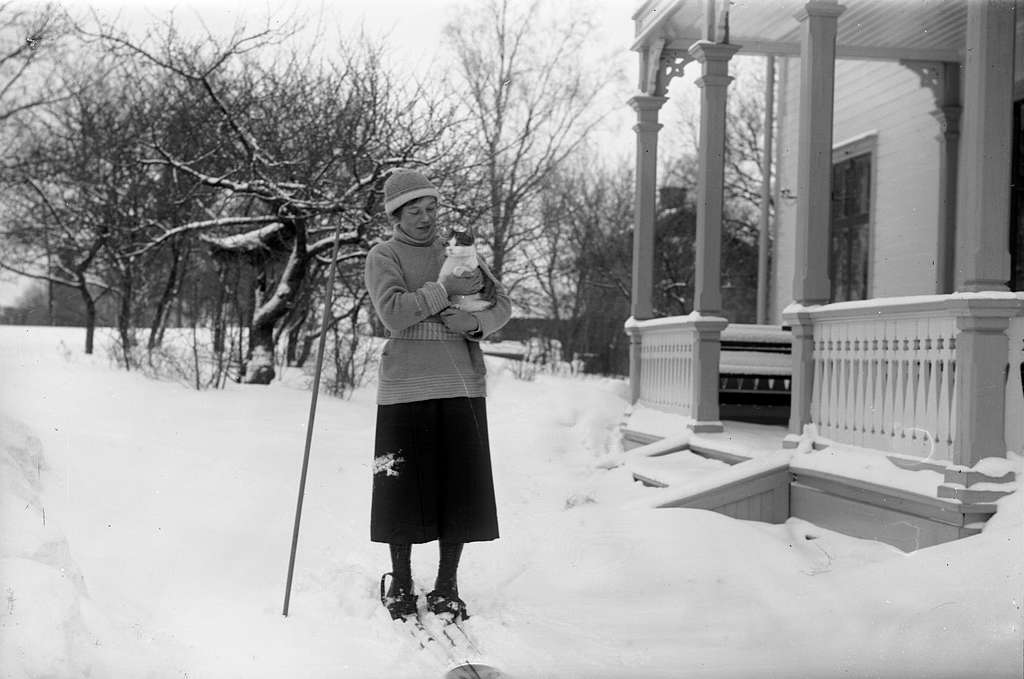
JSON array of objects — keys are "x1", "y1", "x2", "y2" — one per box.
[{"x1": 283, "y1": 221, "x2": 345, "y2": 617}]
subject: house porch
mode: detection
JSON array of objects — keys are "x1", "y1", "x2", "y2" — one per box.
[{"x1": 625, "y1": 0, "x2": 1021, "y2": 549}]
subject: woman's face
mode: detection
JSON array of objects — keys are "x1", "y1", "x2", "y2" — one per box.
[{"x1": 397, "y1": 197, "x2": 438, "y2": 239}]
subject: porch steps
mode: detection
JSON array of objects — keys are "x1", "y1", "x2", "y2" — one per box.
[
  {"x1": 650, "y1": 454, "x2": 792, "y2": 524},
  {"x1": 626, "y1": 421, "x2": 792, "y2": 523},
  {"x1": 623, "y1": 421, "x2": 1017, "y2": 552}
]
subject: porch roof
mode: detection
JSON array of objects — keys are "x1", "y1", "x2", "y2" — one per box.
[{"x1": 632, "y1": 0, "x2": 967, "y2": 62}]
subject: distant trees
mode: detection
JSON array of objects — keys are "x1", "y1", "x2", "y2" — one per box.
[
  {"x1": 1, "y1": 11, "x2": 457, "y2": 385},
  {"x1": 517, "y1": 155, "x2": 633, "y2": 374},
  {"x1": 0, "y1": 2, "x2": 772, "y2": 385},
  {"x1": 90, "y1": 22, "x2": 455, "y2": 382},
  {"x1": 660, "y1": 56, "x2": 772, "y2": 323},
  {"x1": 442, "y1": 0, "x2": 615, "y2": 291}
]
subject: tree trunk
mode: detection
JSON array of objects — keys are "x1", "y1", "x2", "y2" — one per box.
[
  {"x1": 296, "y1": 333, "x2": 315, "y2": 368},
  {"x1": 117, "y1": 281, "x2": 134, "y2": 370},
  {"x1": 78, "y1": 284, "x2": 97, "y2": 355},
  {"x1": 286, "y1": 321, "x2": 301, "y2": 366},
  {"x1": 212, "y1": 258, "x2": 229, "y2": 354},
  {"x1": 240, "y1": 219, "x2": 308, "y2": 384},
  {"x1": 148, "y1": 241, "x2": 184, "y2": 350},
  {"x1": 243, "y1": 318, "x2": 276, "y2": 384}
]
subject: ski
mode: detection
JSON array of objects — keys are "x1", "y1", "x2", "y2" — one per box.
[
  {"x1": 415, "y1": 603, "x2": 505, "y2": 679},
  {"x1": 384, "y1": 577, "x2": 505, "y2": 678},
  {"x1": 390, "y1": 612, "x2": 457, "y2": 670}
]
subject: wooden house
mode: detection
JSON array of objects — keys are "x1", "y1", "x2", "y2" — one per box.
[{"x1": 623, "y1": 0, "x2": 1021, "y2": 551}]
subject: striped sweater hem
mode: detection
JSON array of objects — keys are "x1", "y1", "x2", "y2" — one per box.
[{"x1": 377, "y1": 373, "x2": 486, "y2": 405}]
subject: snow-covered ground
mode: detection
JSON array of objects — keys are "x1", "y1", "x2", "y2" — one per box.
[{"x1": 1, "y1": 326, "x2": 1021, "y2": 679}]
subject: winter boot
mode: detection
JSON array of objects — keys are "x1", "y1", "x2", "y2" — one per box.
[
  {"x1": 426, "y1": 587, "x2": 469, "y2": 621},
  {"x1": 380, "y1": 572, "x2": 418, "y2": 620}
]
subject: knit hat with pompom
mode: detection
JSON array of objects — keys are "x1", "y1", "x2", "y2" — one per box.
[{"x1": 383, "y1": 169, "x2": 440, "y2": 215}]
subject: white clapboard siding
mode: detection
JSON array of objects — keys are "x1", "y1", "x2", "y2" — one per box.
[{"x1": 772, "y1": 57, "x2": 940, "y2": 322}]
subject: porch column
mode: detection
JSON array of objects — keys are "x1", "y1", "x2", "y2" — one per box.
[
  {"x1": 783, "y1": 308, "x2": 815, "y2": 444},
  {"x1": 792, "y1": 0, "x2": 844, "y2": 305},
  {"x1": 935, "y1": 65, "x2": 961, "y2": 295},
  {"x1": 628, "y1": 94, "x2": 667, "y2": 403},
  {"x1": 953, "y1": 299, "x2": 1022, "y2": 466},
  {"x1": 684, "y1": 40, "x2": 739, "y2": 433},
  {"x1": 689, "y1": 317, "x2": 729, "y2": 432},
  {"x1": 952, "y1": 0, "x2": 1018, "y2": 465},
  {"x1": 956, "y1": 0, "x2": 1015, "y2": 292},
  {"x1": 688, "y1": 41, "x2": 740, "y2": 316},
  {"x1": 787, "y1": 0, "x2": 844, "y2": 441}
]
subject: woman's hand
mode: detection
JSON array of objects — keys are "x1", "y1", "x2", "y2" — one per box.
[
  {"x1": 440, "y1": 307, "x2": 480, "y2": 334},
  {"x1": 439, "y1": 268, "x2": 484, "y2": 296}
]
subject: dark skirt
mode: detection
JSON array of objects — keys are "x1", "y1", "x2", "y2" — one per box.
[{"x1": 370, "y1": 397, "x2": 499, "y2": 544}]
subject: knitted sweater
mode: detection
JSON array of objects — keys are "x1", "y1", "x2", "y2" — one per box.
[{"x1": 365, "y1": 233, "x2": 511, "y2": 405}]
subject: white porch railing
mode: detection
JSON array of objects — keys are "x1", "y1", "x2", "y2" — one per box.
[
  {"x1": 808, "y1": 303, "x2": 958, "y2": 460},
  {"x1": 625, "y1": 315, "x2": 728, "y2": 428},
  {"x1": 787, "y1": 294, "x2": 1024, "y2": 465},
  {"x1": 635, "y1": 318, "x2": 695, "y2": 413}
]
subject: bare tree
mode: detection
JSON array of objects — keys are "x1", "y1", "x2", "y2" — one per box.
[
  {"x1": 520, "y1": 153, "x2": 634, "y2": 374},
  {"x1": 660, "y1": 56, "x2": 769, "y2": 322},
  {"x1": 0, "y1": 46, "x2": 168, "y2": 356},
  {"x1": 0, "y1": 2, "x2": 70, "y2": 142},
  {"x1": 442, "y1": 0, "x2": 618, "y2": 291},
  {"x1": 89, "y1": 20, "x2": 455, "y2": 383}
]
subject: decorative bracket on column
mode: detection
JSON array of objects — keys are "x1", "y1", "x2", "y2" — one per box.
[
  {"x1": 900, "y1": 59, "x2": 943, "y2": 102},
  {"x1": 640, "y1": 37, "x2": 696, "y2": 97},
  {"x1": 900, "y1": 59, "x2": 962, "y2": 136}
]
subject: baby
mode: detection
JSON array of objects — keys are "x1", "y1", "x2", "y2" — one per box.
[{"x1": 437, "y1": 225, "x2": 494, "y2": 312}]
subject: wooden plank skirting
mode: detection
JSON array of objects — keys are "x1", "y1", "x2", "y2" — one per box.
[
  {"x1": 789, "y1": 467, "x2": 999, "y2": 552},
  {"x1": 654, "y1": 461, "x2": 791, "y2": 523}
]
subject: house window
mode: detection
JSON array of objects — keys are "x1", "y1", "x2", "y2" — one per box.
[
  {"x1": 1010, "y1": 100, "x2": 1024, "y2": 291},
  {"x1": 830, "y1": 144, "x2": 873, "y2": 302}
]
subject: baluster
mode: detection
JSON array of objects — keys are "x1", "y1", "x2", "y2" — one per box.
[
  {"x1": 905, "y1": 335, "x2": 920, "y2": 453},
  {"x1": 870, "y1": 320, "x2": 885, "y2": 449},
  {"x1": 907, "y1": 319, "x2": 922, "y2": 453},
  {"x1": 823, "y1": 329, "x2": 831, "y2": 436},
  {"x1": 853, "y1": 322, "x2": 868, "y2": 444},
  {"x1": 812, "y1": 333, "x2": 825, "y2": 428},
  {"x1": 938, "y1": 328, "x2": 956, "y2": 461},
  {"x1": 948, "y1": 342, "x2": 958, "y2": 460},
  {"x1": 847, "y1": 324, "x2": 860, "y2": 442},
  {"x1": 923, "y1": 318, "x2": 941, "y2": 459},
  {"x1": 881, "y1": 322, "x2": 895, "y2": 442},
  {"x1": 893, "y1": 329, "x2": 908, "y2": 448},
  {"x1": 841, "y1": 327, "x2": 854, "y2": 434},
  {"x1": 660, "y1": 338, "x2": 668, "y2": 407},
  {"x1": 1004, "y1": 318, "x2": 1024, "y2": 455},
  {"x1": 670, "y1": 339, "x2": 679, "y2": 410},
  {"x1": 829, "y1": 324, "x2": 841, "y2": 435}
]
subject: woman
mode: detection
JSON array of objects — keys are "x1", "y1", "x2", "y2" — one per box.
[{"x1": 364, "y1": 168, "x2": 511, "y2": 621}]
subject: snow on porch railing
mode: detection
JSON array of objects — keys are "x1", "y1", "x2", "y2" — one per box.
[
  {"x1": 630, "y1": 316, "x2": 695, "y2": 413},
  {"x1": 807, "y1": 300, "x2": 959, "y2": 461},
  {"x1": 1004, "y1": 315, "x2": 1024, "y2": 455}
]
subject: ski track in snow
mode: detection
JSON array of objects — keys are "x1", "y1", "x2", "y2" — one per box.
[{"x1": 0, "y1": 327, "x2": 1021, "y2": 679}]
